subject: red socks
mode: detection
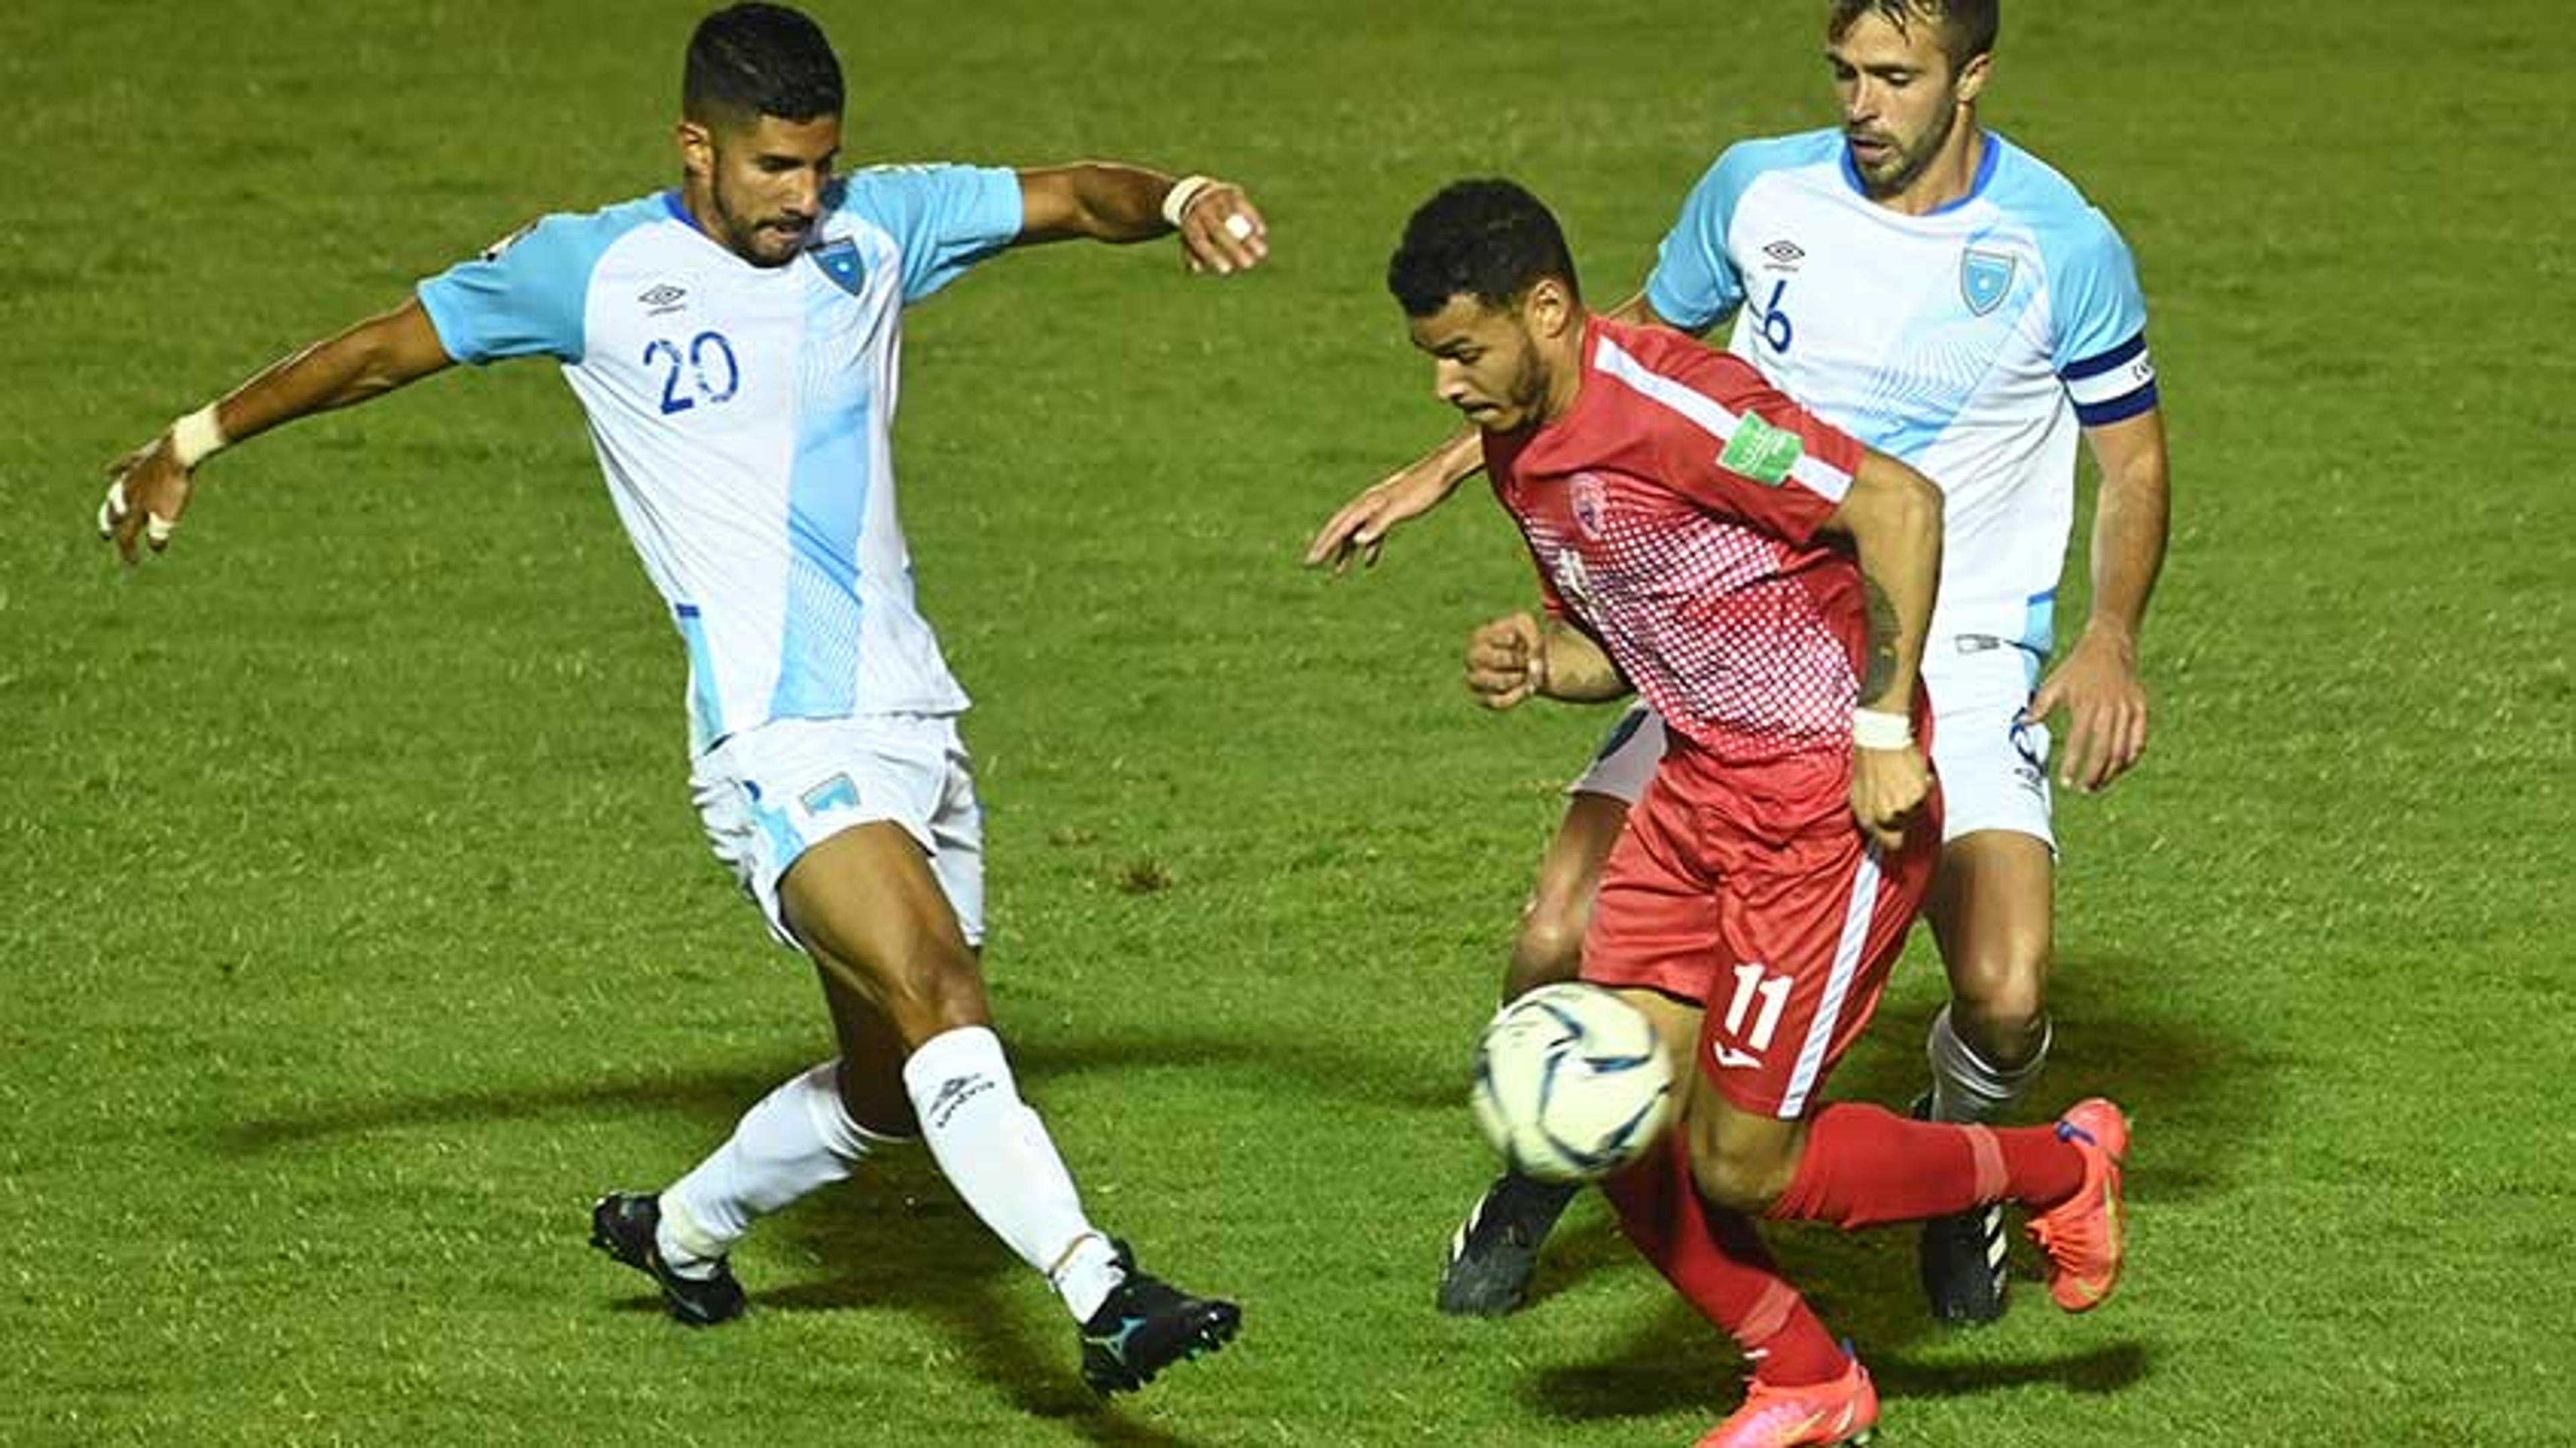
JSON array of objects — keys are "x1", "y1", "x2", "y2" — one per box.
[
  {"x1": 1766, "y1": 1101, "x2": 2084, "y2": 1230},
  {"x1": 1603, "y1": 1134, "x2": 1847, "y2": 1387}
]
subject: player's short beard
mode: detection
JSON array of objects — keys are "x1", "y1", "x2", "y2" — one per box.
[
  {"x1": 1505, "y1": 332, "x2": 1550, "y2": 425},
  {"x1": 711, "y1": 178, "x2": 806, "y2": 268},
  {"x1": 1860, "y1": 92, "x2": 1958, "y2": 200}
]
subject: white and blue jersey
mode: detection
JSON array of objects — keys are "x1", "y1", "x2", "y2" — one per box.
[
  {"x1": 1646, "y1": 128, "x2": 2157, "y2": 660},
  {"x1": 417, "y1": 164, "x2": 1023, "y2": 756}
]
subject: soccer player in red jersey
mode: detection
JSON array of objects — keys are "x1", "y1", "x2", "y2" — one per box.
[{"x1": 1387, "y1": 178, "x2": 2130, "y2": 1448}]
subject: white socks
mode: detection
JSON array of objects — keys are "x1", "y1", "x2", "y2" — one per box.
[
  {"x1": 649, "y1": 1029, "x2": 1128, "y2": 1321},
  {"x1": 902, "y1": 1025, "x2": 1127, "y2": 1322},
  {"x1": 1924, "y1": 1004, "x2": 2051, "y2": 1125},
  {"x1": 658, "y1": 1060, "x2": 890, "y2": 1275}
]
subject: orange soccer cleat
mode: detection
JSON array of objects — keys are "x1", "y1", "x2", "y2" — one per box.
[
  {"x1": 2028, "y1": 1097, "x2": 2131, "y2": 1312},
  {"x1": 1695, "y1": 1355, "x2": 1878, "y2": 1448}
]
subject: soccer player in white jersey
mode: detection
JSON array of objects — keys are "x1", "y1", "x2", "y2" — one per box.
[
  {"x1": 1310, "y1": 0, "x2": 2169, "y2": 1326},
  {"x1": 96, "y1": 2, "x2": 1265, "y2": 1394}
]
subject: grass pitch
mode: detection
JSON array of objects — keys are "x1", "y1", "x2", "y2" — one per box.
[{"x1": 4, "y1": 1, "x2": 2571, "y2": 1444}]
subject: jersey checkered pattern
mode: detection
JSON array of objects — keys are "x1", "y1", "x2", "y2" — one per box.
[{"x1": 1487, "y1": 321, "x2": 1868, "y2": 769}]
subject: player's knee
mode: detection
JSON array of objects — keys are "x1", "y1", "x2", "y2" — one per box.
[
  {"x1": 1947, "y1": 947, "x2": 2050, "y2": 1062},
  {"x1": 1951, "y1": 995, "x2": 2048, "y2": 1075},
  {"x1": 1507, "y1": 899, "x2": 1589, "y2": 996},
  {"x1": 875, "y1": 944, "x2": 990, "y2": 1043},
  {"x1": 1684, "y1": 1117, "x2": 1799, "y2": 1214}
]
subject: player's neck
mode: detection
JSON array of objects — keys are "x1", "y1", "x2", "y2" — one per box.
[
  {"x1": 1876, "y1": 118, "x2": 1986, "y2": 217},
  {"x1": 1536, "y1": 311, "x2": 1594, "y2": 427},
  {"x1": 678, "y1": 176, "x2": 722, "y2": 240}
]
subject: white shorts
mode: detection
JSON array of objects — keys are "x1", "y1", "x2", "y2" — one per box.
[
  {"x1": 690, "y1": 714, "x2": 987, "y2": 950},
  {"x1": 1922, "y1": 635, "x2": 2054, "y2": 847},
  {"x1": 1567, "y1": 636, "x2": 2054, "y2": 847}
]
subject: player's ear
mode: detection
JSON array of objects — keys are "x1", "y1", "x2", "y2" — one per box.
[
  {"x1": 1953, "y1": 50, "x2": 1990, "y2": 107},
  {"x1": 677, "y1": 119, "x2": 716, "y2": 183},
  {"x1": 1526, "y1": 278, "x2": 1574, "y2": 342}
]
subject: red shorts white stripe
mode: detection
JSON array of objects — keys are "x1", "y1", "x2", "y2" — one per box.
[{"x1": 1578, "y1": 741, "x2": 1938, "y2": 1119}]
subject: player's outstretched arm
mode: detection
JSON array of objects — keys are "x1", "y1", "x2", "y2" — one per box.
[
  {"x1": 1014, "y1": 164, "x2": 1267, "y2": 274},
  {"x1": 1821, "y1": 450, "x2": 1945, "y2": 850},
  {"x1": 1305, "y1": 431, "x2": 1483, "y2": 576},
  {"x1": 1304, "y1": 293, "x2": 1690, "y2": 578},
  {"x1": 98, "y1": 299, "x2": 455, "y2": 565},
  {"x1": 2033, "y1": 407, "x2": 2169, "y2": 793}
]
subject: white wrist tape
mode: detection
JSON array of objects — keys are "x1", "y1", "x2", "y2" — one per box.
[
  {"x1": 1851, "y1": 707, "x2": 1914, "y2": 750},
  {"x1": 1159, "y1": 174, "x2": 1218, "y2": 228},
  {"x1": 169, "y1": 404, "x2": 228, "y2": 470}
]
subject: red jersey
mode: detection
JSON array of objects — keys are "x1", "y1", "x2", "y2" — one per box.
[{"x1": 1485, "y1": 317, "x2": 1870, "y2": 774}]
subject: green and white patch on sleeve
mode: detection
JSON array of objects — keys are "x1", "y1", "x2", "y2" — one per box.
[{"x1": 1717, "y1": 412, "x2": 1804, "y2": 486}]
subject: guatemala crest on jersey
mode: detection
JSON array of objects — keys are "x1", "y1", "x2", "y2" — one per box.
[
  {"x1": 1960, "y1": 248, "x2": 2016, "y2": 315},
  {"x1": 810, "y1": 236, "x2": 865, "y2": 296},
  {"x1": 1570, "y1": 473, "x2": 1609, "y2": 539}
]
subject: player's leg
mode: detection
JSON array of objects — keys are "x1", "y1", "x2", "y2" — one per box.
[
  {"x1": 1581, "y1": 814, "x2": 1874, "y2": 1447},
  {"x1": 777, "y1": 773, "x2": 1236, "y2": 1391},
  {"x1": 588, "y1": 722, "x2": 921, "y2": 1327},
  {"x1": 637, "y1": 790, "x2": 984, "y2": 1292},
  {"x1": 1916, "y1": 650, "x2": 2061, "y2": 1323},
  {"x1": 593, "y1": 718, "x2": 1234, "y2": 1385},
  {"x1": 1684, "y1": 817, "x2": 2124, "y2": 1314},
  {"x1": 1440, "y1": 705, "x2": 1660, "y2": 1317}
]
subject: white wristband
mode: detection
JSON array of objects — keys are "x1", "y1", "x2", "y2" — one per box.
[
  {"x1": 1851, "y1": 707, "x2": 1914, "y2": 751},
  {"x1": 169, "y1": 404, "x2": 228, "y2": 470},
  {"x1": 1159, "y1": 174, "x2": 1218, "y2": 228}
]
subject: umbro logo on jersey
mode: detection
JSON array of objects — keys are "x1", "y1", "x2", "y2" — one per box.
[
  {"x1": 1711, "y1": 1043, "x2": 1763, "y2": 1070},
  {"x1": 639, "y1": 283, "x2": 689, "y2": 315},
  {"x1": 1761, "y1": 239, "x2": 1805, "y2": 268}
]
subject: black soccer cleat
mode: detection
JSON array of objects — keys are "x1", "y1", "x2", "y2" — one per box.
[
  {"x1": 1911, "y1": 1093, "x2": 2009, "y2": 1326},
  {"x1": 1077, "y1": 1243, "x2": 1240, "y2": 1394},
  {"x1": 589, "y1": 1192, "x2": 747, "y2": 1328},
  {"x1": 1437, "y1": 1170, "x2": 1580, "y2": 1317}
]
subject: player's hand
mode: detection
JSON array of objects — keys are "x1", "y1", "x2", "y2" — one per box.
[
  {"x1": 1466, "y1": 613, "x2": 1548, "y2": 710},
  {"x1": 97, "y1": 434, "x2": 197, "y2": 566},
  {"x1": 1175, "y1": 180, "x2": 1268, "y2": 276},
  {"x1": 1849, "y1": 743, "x2": 1933, "y2": 854},
  {"x1": 2029, "y1": 629, "x2": 2149, "y2": 794},
  {"x1": 1306, "y1": 454, "x2": 1457, "y2": 575}
]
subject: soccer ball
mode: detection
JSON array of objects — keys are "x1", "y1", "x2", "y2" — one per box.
[{"x1": 1471, "y1": 982, "x2": 1674, "y2": 1183}]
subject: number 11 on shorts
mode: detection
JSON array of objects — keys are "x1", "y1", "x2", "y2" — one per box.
[{"x1": 1717, "y1": 962, "x2": 1791, "y2": 1066}]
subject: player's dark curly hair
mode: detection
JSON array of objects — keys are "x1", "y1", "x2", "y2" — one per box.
[
  {"x1": 1387, "y1": 179, "x2": 1581, "y2": 319},
  {"x1": 684, "y1": 3, "x2": 845, "y2": 125},
  {"x1": 1828, "y1": 0, "x2": 1998, "y2": 70}
]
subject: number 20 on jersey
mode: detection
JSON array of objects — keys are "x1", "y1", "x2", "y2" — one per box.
[{"x1": 647, "y1": 331, "x2": 741, "y2": 415}]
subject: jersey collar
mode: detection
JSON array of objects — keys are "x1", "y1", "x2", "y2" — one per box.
[{"x1": 1837, "y1": 127, "x2": 2000, "y2": 217}]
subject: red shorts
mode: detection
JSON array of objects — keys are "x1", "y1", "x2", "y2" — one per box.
[{"x1": 1578, "y1": 739, "x2": 1938, "y2": 1119}]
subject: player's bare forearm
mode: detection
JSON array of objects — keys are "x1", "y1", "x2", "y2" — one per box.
[
  {"x1": 1601, "y1": 291, "x2": 1714, "y2": 338},
  {"x1": 1016, "y1": 163, "x2": 1175, "y2": 242},
  {"x1": 1536, "y1": 619, "x2": 1629, "y2": 703},
  {"x1": 2078, "y1": 408, "x2": 2169, "y2": 649},
  {"x1": 2033, "y1": 408, "x2": 2166, "y2": 790},
  {"x1": 97, "y1": 298, "x2": 452, "y2": 563},
  {"x1": 1014, "y1": 164, "x2": 1266, "y2": 272},
  {"x1": 1827, "y1": 450, "x2": 1943, "y2": 715},
  {"x1": 1305, "y1": 430, "x2": 1483, "y2": 572},
  {"x1": 211, "y1": 298, "x2": 455, "y2": 446}
]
